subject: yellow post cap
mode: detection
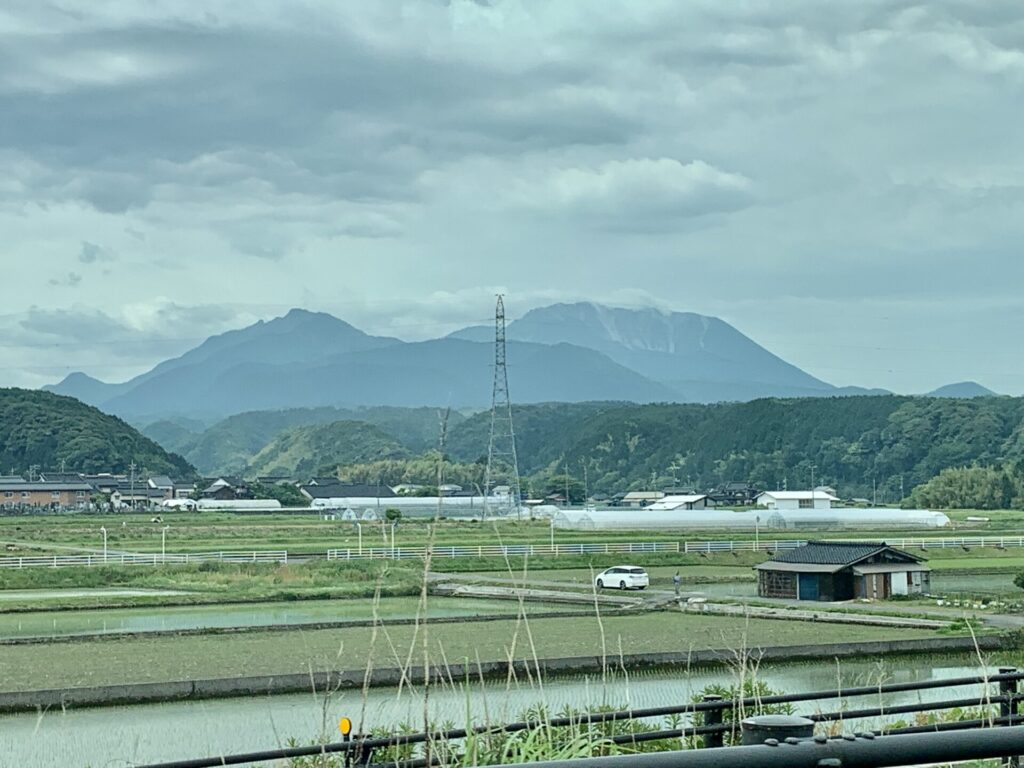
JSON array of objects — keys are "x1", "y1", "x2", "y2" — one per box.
[{"x1": 339, "y1": 717, "x2": 353, "y2": 736}]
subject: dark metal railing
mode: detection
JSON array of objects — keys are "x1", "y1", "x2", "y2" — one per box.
[
  {"x1": 472, "y1": 725, "x2": 1024, "y2": 768},
  {"x1": 134, "y1": 668, "x2": 1024, "y2": 768}
]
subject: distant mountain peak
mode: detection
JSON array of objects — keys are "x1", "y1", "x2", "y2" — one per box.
[{"x1": 928, "y1": 381, "x2": 998, "y2": 399}]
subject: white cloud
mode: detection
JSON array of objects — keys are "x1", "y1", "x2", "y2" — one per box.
[{"x1": 516, "y1": 158, "x2": 752, "y2": 229}]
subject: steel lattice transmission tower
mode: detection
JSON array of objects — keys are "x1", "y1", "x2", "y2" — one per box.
[{"x1": 483, "y1": 295, "x2": 522, "y2": 519}]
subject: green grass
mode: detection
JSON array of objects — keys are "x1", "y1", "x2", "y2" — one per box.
[
  {"x1": 0, "y1": 611, "x2": 940, "y2": 692},
  {"x1": 462, "y1": 564, "x2": 755, "y2": 587},
  {"x1": 0, "y1": 560, "x2": 422, "y2": 611},
  {"x1": 927, "y1": 556, "x2": 1024, "y2": 572}
]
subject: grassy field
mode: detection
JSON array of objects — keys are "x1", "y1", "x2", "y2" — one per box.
[
  {"x1": 463, "y1": 564, "x2": 757, "y2": 588},
  {"x1": 0, "y1": 611, "x2": 940, "y2": 692},
  {"x1": 1, "y1": 543, "x2": 1020, "y2": 612},
  {"x1": 0, "y1": 560, "x2": 424, "y2": 611}
]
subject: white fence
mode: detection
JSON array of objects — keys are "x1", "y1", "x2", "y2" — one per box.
[
  {"x1": 326, "y1": 535, "x2": 1024, "y2": 561},
  {"x1": 0, "y1": 550, "x2": 288, "y2": 569},
  {"x1": 4, "y1": 534, "x2": 1024, "y2": 569}
]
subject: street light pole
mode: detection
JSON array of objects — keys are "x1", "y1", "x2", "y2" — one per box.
[{"x1": 100, "y1": 526, "x2": 107, "y2": 563}]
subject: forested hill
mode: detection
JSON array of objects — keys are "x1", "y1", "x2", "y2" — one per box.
[
  {"x1": 445, "y1": 396, "x2": 1024, "y2": 500},
  {"x1": 245, "y1": 420, "x2": 410, "y2": 478},
  {"x1": 0, "y1": 389, "x2": 194, "y2": 477},
  {"x1": 130, "y1": 393, "x2": 1024, "y2": 502}
]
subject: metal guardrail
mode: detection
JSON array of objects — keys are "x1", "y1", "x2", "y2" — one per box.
[
  {"x1": 133, "y1": 669, "x2": 1024, "y2": 768},
  {"x1": 475, "y1": 725, "x2": 1024, "y2": 768}
]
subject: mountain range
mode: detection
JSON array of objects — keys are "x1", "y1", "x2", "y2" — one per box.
[{"x1": 46, "y1": 302, "x2": 986, "y2": 422}]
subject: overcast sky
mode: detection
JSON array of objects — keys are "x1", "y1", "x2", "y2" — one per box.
[{"x1": 3, "y1": 1, "x2": 1023, "y2": 394}]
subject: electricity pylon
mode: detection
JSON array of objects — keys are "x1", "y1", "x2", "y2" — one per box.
[{"x1": 483, "y1": 295, "x2": 522, "y2": 519}]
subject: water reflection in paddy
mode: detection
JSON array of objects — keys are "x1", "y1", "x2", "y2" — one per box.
[
  {"x1": 0, "y1": 655, "x2": 1008, "y2": 768},
  {"x1": 0, "y1": 597, "x2": 541, "y2": 639}
]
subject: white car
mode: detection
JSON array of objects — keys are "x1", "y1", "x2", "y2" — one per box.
[{"x1": 595, "y1": 566, "x2": 649, "y2": 590}]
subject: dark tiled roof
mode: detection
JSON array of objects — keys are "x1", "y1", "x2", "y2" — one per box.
[
  {"x1": 300, "y1": 483, "x2": 396, "y2": 499},
  {"x1": 0, "y1": 482, "x2": 94, "y2": 492},
  {"x1": 39, "y1": 473, "x2": 86, "y2": 483},
  {"x1": 770, "y1": 541, "x2": 894, "y2": 566}
]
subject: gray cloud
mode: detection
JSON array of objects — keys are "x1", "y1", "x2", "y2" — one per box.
[
  {"x1": 78, "y1": 241, "x2": 115, "y2": 264},
  {"x1": 1, "y1": 1, "x2": 1023, "y2": 392},
  {"x1": 47, "y1": 272, "x2": 82, "y2": 287}
]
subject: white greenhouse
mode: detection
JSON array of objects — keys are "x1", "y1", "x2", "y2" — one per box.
[{"x1": 550, "y1": 508, "x2": 951, "y2": 531}]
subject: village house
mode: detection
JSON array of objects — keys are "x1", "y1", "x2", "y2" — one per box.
[
  {"x1": 756, "y1": 490, "x2": 839, "y2": 511},
  {"x1": 0, "y1": 480, "x2": 93, "y2": 509},
  {"x1": 755, "y1": 541, "x2": 930, "y2": 601},
  {"x1": 620, "y1": 491, "x2": 665, "y2": 508},
  {"x1": 645, "y1": 494, "x2": 709, "y2": 511}
]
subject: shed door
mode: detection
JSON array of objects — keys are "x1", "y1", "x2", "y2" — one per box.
[
  {"x1": 798, "y1": 574, "x2": 819, "y2": 601},
  {"x1": 891, "y1": 572, "x2": 908, "y2": 596}
]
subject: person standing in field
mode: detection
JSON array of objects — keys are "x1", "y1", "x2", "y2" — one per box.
[{"x1": 673, "y1": 571, "x2": 681, "y2": 597}]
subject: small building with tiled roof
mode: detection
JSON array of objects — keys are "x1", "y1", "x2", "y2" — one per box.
[{"x1": 755, "y1": 541, "x2": 929, "y2": 601}]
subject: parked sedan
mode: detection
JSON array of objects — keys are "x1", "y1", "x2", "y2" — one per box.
[{"x1": 594, "y1": 566, "x2": 649, "y2": 590}]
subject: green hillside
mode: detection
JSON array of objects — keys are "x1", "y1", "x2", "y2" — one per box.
[
  {"x1": 0, "y1": 389, "x2": 194, "y2": 477},
  {"x1": 245, "y1": 420, "x2": 411, "y2": 478},
  {"x1": 127, "y1": 394, "x2": 1024, "y2": 503},
  {"x1": 446, "y1": 396, "x2": 1024, "y2": 500},
  {"x1": 140, "y1": 419, "x2": 202, "y2": 456},
  {"x1": 181, "y1": 406, "x2": 468, "y2": 475}
]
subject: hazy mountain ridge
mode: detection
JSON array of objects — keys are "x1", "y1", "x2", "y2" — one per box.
[
  {"x1": 48, "y1": 302, "x2": 887, "y2": 421},
  {"x1": 927, "y1": 381, "x2": 999, "y2": 399}
]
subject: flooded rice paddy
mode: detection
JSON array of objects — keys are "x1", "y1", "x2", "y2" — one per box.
[
  {"x1": 0, "y1": 597, "x2": 543, "y2": 640},
  {"x1": 0, "y1": 655, "x2": 1007, "y2": 767}
]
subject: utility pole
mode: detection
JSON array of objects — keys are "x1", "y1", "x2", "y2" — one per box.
[
  {"x1": 581, "y1": 459, "x2": 589, "y2": 505},
  {"x1": 130, "y1": 461, "x2": 136, "y2": 512},
  {"x1": 483, "y1": 295, "x2": 522, "y2": 519},
  {"x1": 810, "y1": 464, "x2": 817, "y2": 508},
  {"x1": 436, "y1": 407, "x2": 450, "y2": 522}
]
